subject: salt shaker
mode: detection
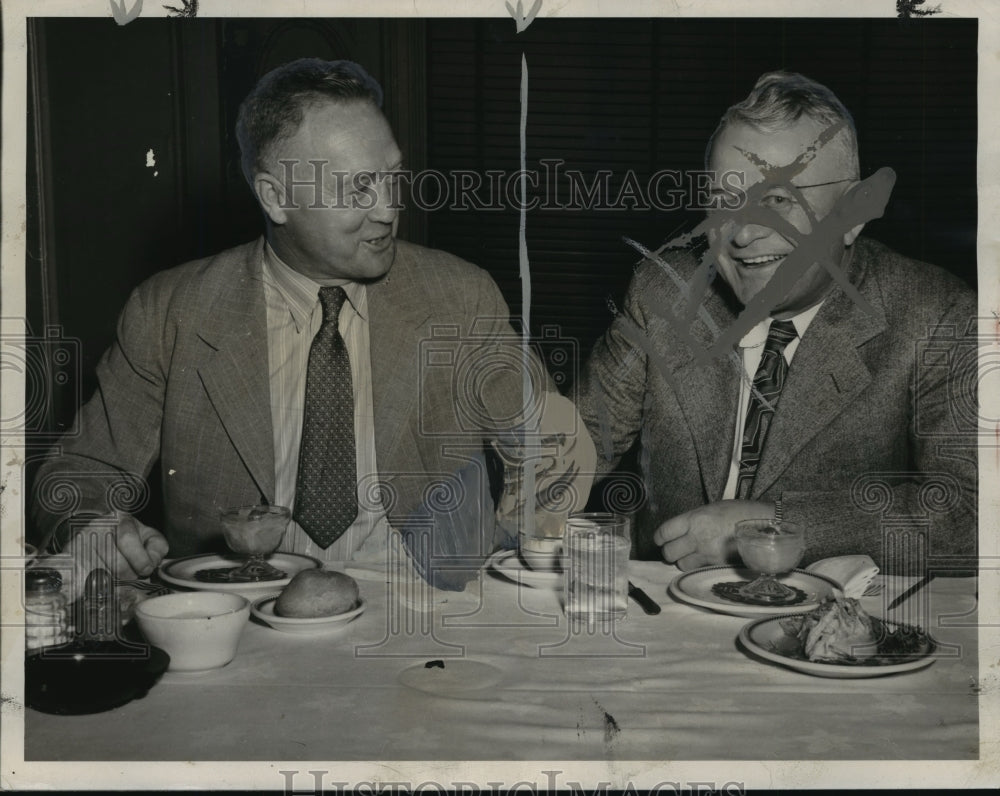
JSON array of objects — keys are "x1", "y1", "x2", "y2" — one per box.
[{"x1": 24, "y1": 568, "x2": 71, "y2": 652}]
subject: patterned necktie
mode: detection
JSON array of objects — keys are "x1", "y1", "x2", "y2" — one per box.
[
  {"x1": 293, "y1": 286, "x2": 358, "y2": 548},
  {"x1": 735, "y1": 319, "x2": 798, "y2": 500}
]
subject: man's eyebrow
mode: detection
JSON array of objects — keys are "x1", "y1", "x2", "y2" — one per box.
[
  {"x1": 789, "y1": 177, "x2": 854, "y2": 189},
  {"x1": 336, "y1": 164, "x2": 404, "y2": 183}
]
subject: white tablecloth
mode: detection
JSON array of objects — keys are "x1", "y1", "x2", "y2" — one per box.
[{"x1": 24, "y1": 561, "x2": 978, "y2": 762}]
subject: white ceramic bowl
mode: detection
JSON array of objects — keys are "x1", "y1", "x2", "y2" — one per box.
[
  {"x1": 518, "y1": 533, "x2": 564, "y2": 572},
  {"x1": 251, "y1": 595, "x2": 366, "y2": 635},
  {"x1": 135, "y1": 591, "x2": 250, "y2": 672}
]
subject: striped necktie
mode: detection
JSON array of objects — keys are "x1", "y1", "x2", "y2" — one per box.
[
  {"x1": 735, "y1": 319, "x2": 798, "y2": 500},
  {"x1": 293, "y1": 286, "x2": 358, "y2": 547}
]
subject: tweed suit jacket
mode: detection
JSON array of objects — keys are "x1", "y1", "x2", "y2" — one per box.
[
  {"x1": 577, "y1": 237, "x2": 978, "y2": 573},
  {"x1": 32, "y1": 238, "x2": 533, "y2": 572}
]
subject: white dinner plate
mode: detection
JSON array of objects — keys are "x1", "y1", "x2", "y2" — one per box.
[
  {"x1": 251, "y1": 594, "x2": 366, "y2": 635},
  {"x1": 158, "y1": 553, "x2": 322, "y2": 599},
  {"x1": 667, "y1": 565, "x2": 839, "y2": 618},
  {"x1": 486, "y1": 549, "x2": 562, "y2": 589},
  {"x1": 738, "y1": 614, "x2": 937, "y2": 678}
]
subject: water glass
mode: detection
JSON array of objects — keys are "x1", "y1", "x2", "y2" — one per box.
[{"x1": 564, "y1": 512, "x2": 630, "y2": 626}]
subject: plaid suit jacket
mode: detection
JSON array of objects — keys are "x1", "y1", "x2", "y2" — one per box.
[{"x1": 577, "y1": 237, "x2": 978, "y2": 573}]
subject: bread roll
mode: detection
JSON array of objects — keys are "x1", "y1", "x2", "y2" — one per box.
[{"x1": 274, "y1": 570, "x2": 359, "y2": 618}]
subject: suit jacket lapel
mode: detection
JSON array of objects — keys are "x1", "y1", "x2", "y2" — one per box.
[
  {"x1": 750, "y1": 257, "x2": 886, "y2": 497},
  {"x1": 368, "y1": 243, "x2": 434, "y2": 471},
  {"x1": 649, "y1": 268, "x2": 742, "y2": 503},
  {"x1": 194, "y1": 240, "x2": 276, "y2": 501},
  {"x1": 673, "y1": 350, "x2": 741, "y2": 502}
]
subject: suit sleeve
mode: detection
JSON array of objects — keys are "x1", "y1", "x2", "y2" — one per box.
[
  {"x1": 779, "y1": 289, "x2": 978, "y2": 574},
  {"x1": 31, "y1": 281, "x2": 170, "y2": 547},
  {"x1": 576, "y1": 266, "x2": 652, "y2": 477},
  {"x1": 398, "y1": 260, "x2": 560, "y2": 587}
]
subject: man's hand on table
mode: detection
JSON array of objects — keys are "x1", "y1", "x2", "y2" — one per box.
[
  {"x1": 61, "y1": 513, "x2": 169, "y2": 597},
  {"x1": 654, "y1": 499, "x2": 775, "y2": 570}
]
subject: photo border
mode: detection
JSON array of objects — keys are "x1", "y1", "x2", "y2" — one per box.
[{"x1": 2, "y1": 0, "x2": 997, "y2": 790}]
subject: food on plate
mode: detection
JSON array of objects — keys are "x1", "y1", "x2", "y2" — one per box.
[
  {"x1": 778, "y1": 596, "x2": 932, "y2": 665},
  {"x1": 274, "y1": 570, "x2": 359, "y2": 618},
  {"x1": 784, "y1": 596, "x2": 877, "y2": 662}
]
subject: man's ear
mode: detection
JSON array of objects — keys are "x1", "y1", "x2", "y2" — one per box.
[
  {"x1": 836, "y1": 167, "x2": 897, "y2": 247},
  {"x1": 254, "y1": 173, "x2": 288, "y2": 225}
]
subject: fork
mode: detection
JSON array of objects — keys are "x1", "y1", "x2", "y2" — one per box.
[
  {"x1": 861, "y1": 582, "x2": 884, "y2": 597},
  {"x1": 115, "y1": 578, "x2": 171, "y2": 596}
]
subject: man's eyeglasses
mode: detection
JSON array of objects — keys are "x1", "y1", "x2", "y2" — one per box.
[
  {"x1": 710, "y1": 176, "x2": 854, "y2": 221},
  {"x1": 754, "y1": 177, "x2": 854, "y2": 221}
]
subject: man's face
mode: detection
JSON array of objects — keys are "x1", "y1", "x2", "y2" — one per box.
[
  {"x1": 258, "y1": 100, "x2": 403, "y2": 283},
  {"x1": 707, "y1": 118, "x2": 859, "y2": 317}
]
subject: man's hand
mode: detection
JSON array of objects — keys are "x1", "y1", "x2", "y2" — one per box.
[
  {"x1": 63, "y1": 513, "x2": 169, "y2": 597},
  {"x1": 493, "y1": 392, "x2": 597, "y2": 533},
  {"x1": 653, "y1": 500, "x2": 775, "y2": 570}
]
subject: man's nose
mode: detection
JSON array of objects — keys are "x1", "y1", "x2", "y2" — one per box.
[
  {"x1": 731, "y1": 221, "x2": 770, "y2": 248},
  {"x1": 368, "y1": 178, "x2": 399, "y2": 224}
]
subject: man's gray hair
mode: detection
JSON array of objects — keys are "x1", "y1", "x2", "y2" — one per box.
[
  {"x1": 236, "y1": 58, "x2": 384, "y2": 186},
  {"x1": 707, "y1": 71, "x2": 860, "y2": 177}
]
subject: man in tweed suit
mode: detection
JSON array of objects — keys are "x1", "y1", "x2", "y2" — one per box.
[
  {"x1": 32, "y1": 59, "x2": 583, "y2": 591},
  {"x1": 578, "y1": 72, "x2": 977, "y2": 574}
]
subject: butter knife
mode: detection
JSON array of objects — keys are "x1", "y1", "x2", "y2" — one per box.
[
  {"x1": 886, "y1": 574, "x2": 935, "y2": 610},
  {"x1": 628, "y1": 581, "x2": 661, "y2": 615}
]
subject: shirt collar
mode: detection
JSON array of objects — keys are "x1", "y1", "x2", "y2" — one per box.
[
  {"x1": 262, "y1": 243, "x2": 368, "y2": 331},
  {"x1": 738, "y1": 301, "x2": 824, "y2": 349}
]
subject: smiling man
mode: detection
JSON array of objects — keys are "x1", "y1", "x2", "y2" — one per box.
[
  {"x1": 31, "y1": 59, "x2": 580, "y2": 592},
  {"x1": 578, "y1": 71, "x2": 977, "y2": 574}
]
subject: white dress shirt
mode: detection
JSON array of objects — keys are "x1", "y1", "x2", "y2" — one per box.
[
  {"x1": 261, "y1": 244, "x2": 394, "y2": 564},
  {"x1": 721, "y1": 303, "x2": 823, "y2": 501}
]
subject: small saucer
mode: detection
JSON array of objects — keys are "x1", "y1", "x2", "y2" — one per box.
[
  {"x1": 486, "y1": 549, "x2": 562, "y2": 589},
  {"x1": 158, "y1": 553, "x2": 322, "y2": 600},
  {"x1": 251, "y1": 594, "x2": 366, "y2": 635},
  {"x1": 668, "y1": 565, "x2": 839, "y2": 618},
  {"x1": 397, "y1": 659, "x2": 504, "y2": 694}
]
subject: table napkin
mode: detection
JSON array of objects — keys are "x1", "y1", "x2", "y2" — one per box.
[{"x1": 805, "y1": 554, "x2": 879, "y2": 599}]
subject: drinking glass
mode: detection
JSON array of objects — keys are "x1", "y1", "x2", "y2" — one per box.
[
  {"x1": 196, "y1": 505, "x2": 291, "y2": 583},
  {"x1": 564, "y1": 512, "x2": 630, "y2": 626},
  {"x1": 734, "y1": 518, "x2": 806, "y2": 604}
]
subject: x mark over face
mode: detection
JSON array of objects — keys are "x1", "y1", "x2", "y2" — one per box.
[{"x1": 694, "y1": 117, "x2": 896, "y2": 355}]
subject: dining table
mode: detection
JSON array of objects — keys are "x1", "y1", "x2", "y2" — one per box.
[{"x1": 20, "y1": 554, "x2": 982, "y2": 784}]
